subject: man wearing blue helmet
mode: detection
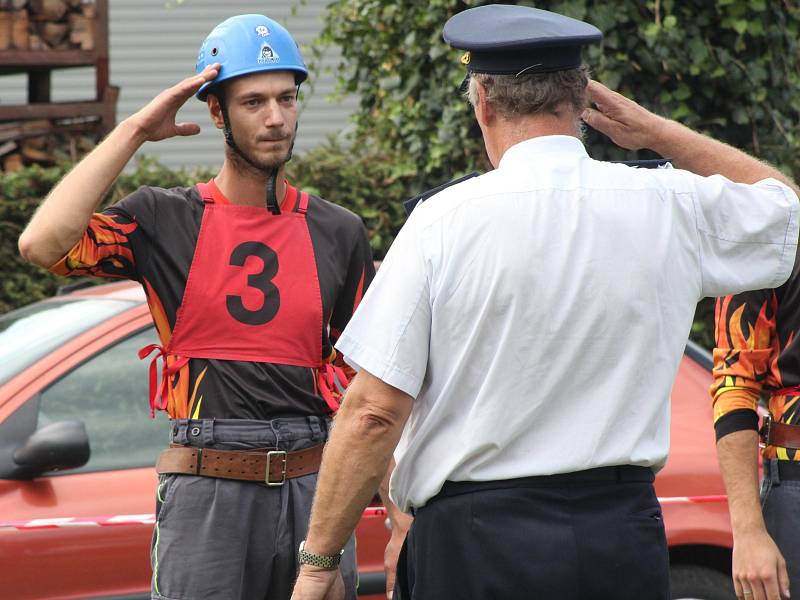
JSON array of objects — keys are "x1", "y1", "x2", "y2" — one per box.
[
  {"x1": 19, "y1": 13, "x2": 372, "y2": 600},
  {"x1": 195, "y1": 14, "x2": 309, "y2": 214}
]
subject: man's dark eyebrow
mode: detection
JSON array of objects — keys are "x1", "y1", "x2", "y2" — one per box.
[{"x1": 235, "y1": 88, "x2": 297, "y2": 102}]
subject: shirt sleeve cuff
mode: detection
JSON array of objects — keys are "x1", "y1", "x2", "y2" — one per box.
[
  {"x1": 336, "y1": 335, "x2": 423, "y2": 399},
  {"x1": 714, "y1": 408, "x2": 759, "y2": 441}
]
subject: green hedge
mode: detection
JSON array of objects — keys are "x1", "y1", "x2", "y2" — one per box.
[
  {"x1": 0, "y1": 141, "x2": 415, "y2": 314},
  {"x1": 0, "y1": 157, "x2": 214, "y2": 314},
  {"x1": 6, "y1": 0, "x2": 798, "y2": 349},
  {"x1": 312, "y1": 0, "x2": 800, "y2": 182}
]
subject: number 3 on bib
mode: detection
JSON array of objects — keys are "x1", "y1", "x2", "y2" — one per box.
[{"x1": 226, "y1": 241, "x2": 281, "y2": 326}]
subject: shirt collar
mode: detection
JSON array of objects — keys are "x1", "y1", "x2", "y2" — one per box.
[{"x1": 498, "y1": 135, "x2": 589, "y2": 169}]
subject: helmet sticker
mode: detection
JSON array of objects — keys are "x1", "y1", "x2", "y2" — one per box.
[
  {"x1": 258, "y1": 43, "x2": 280, "y2": 64},
  {"x1": 255, "y1": 25, "x2": 270, "y2": 37}
]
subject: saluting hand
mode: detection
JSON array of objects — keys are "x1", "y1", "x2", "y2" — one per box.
[
  {"x1": 581, "y1": 80, "x2": 668, "y2": 152},
  {"x1": 125, "y1": 63, "x2": 220, "y2": 143}
]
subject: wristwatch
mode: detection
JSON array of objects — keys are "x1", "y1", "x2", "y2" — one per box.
[{"x1": 298, "y1": 540, "x2": 343, "y2": 570}]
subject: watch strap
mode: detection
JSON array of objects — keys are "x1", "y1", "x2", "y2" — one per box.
[{"x1": 298, "y1": 540, "x2": 343, "y2": 570}]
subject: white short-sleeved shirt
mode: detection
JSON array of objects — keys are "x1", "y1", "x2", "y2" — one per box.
[{"x1": 335, "y1": 135, "x2": 798, "y2": 512}]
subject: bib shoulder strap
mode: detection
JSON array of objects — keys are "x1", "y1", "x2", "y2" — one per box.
[
  {"x1": 195, "y1": 182, "x2": 215, "y2": 204},
  {"x1": 295, "y1": 191, "x2": 309, "y2": 215}
]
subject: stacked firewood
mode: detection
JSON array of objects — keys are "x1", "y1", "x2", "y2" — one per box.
[
  {"x1": 0, "y1": 118, "x2": 98, "y2": 172},
  {"x1": 0, "y1": 0, "x2": 96, "y2": 51}
]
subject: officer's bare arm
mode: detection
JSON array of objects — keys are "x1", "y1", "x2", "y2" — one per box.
[
  {"x1": 582, "y1": 80, "x2": 800, "y2": 197},
  {"x1": 18, "y1": 64, "x2": 220, "y2": 268},
  {"x1": 300, "y1": 370, "x2": 412, "y2": 568}
]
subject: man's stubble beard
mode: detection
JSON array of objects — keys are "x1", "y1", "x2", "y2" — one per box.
[{"x1": 225, "y1": 131, "x2": 296, "y2": 180}]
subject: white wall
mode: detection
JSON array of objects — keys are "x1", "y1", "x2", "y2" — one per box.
[{"x1": 0, "y1": 0, "x2": 356, "y2": 168}]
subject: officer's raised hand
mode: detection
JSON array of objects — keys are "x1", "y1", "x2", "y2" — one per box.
[
  {"x1": 127, "y1": 63, "x2": 220, "y2": 143},
  {"x1": 581, "y1": 80, "x2": 667, "y2": 151}
]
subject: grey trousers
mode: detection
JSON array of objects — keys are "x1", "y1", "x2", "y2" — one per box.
[
  {"x1": 151, "y1": 417, "x2": 357, "y2": 600},
  {"x1": 762, "y1": 459, "x2": 800, "y2": 594}
]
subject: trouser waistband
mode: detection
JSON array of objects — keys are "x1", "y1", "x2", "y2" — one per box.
[
  {"x1": 430, "y1": 465, "x2": 655, "y2": 503},
  {"x1": 170, "y1": 416, "x2": 330, "y2": 449}
]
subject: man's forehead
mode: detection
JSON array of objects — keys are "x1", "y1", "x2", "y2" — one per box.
[{"x1": 227, "y1": 70, "x2": 297, "y2": 95}]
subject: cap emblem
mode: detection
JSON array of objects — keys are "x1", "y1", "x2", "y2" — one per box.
[
  {"x1": 461, "y1": 51, "x2": 471, "y2": 65},
  {"x1": 255, "y1": 25, "x2": 270, "y2": 37},
  {"x1": 257, "y1": 43, "x2": 280, "y2": 64}
]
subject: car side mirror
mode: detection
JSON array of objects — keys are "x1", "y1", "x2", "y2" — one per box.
[{"x1": 11, "y1": 421, "x2": 90, "y2": 477}]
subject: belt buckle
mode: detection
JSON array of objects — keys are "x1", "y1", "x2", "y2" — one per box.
[
  {"x1": 759, "y1": 413, "x2": 772, "y2": 449},
  {"x1": 266, "y1": 450, "x2": 288, "y2": 487}
]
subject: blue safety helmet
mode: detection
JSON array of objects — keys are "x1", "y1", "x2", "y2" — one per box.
[{"x1": 195, "y1": 14, "x2": 308, "y2": 101}]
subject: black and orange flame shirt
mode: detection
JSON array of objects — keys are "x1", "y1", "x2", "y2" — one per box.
[
  {"x1": 50, "y1": 183, "x2": 375, "y2": 420},
  {"x1": 711, "y1": 257, "x2": 800, "y2": 461}
]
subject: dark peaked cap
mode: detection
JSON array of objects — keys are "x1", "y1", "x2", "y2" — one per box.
[{"x1": 443, "y1": 4, "x2": 602, "y2": 77}]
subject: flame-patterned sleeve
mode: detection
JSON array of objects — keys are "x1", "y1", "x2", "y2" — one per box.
[
  {"x1": 49, "y1": 210, "x2": 139, "y2": 280},
  {"x1": 711, "y1": 290, "x2": 780, "y2": 439},
  {"x1": 48, "y1": 188, "x2": 158, "y2": 281}
]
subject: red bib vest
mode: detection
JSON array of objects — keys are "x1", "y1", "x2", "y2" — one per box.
[{"x1": 140, "y1": 180, "x2": 346, "y2": 417}]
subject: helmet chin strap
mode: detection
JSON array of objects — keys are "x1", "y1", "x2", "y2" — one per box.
[{"x1": 218, "y1": 93, "x2": 298, "y2": 215}]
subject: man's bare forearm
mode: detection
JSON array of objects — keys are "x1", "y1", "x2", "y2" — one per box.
[
  {"x1": 651, "y1": 120, "x2": 799, "y2": 195},
  {"x1": 18, "y1": 119, "x2": 147, "y2": 267},
  {"x1": 717, "y1": 429, "x2": 765, "y2": 536},
  {"x1": 303, "y1": 371, "x2": 413, "y2": 557},
  {"x1": 583, "y1": 80, "x2": 800, "y2": 197},
  {"x1": 18, "y1": 64, "x2": 220, "y2": 268}
]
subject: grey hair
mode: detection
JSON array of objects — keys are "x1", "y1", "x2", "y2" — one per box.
[{"x1": 466, "y1": 66, "x2": 590, "y2": 121}]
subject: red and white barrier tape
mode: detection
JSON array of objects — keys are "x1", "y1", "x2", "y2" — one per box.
[
  {"x1": 0, "y1": 514, "x2": 155, "y2": 530},
  {"x1": 657, "y1": 494, "x2": 727, "y2": 505},
  {"x1": 0, "y1": 497, "x2": 726, "y2": 531}
]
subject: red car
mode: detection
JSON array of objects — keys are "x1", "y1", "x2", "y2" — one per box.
[{"x1": 0, "y1": 281, "x2": 733, "y2": 599}]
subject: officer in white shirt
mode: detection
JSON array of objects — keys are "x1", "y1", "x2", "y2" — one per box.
[{"x1": 291, "y1": 5, "x2": 800, "y2": 600}]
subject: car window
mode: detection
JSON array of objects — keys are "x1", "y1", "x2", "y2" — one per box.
[
  {"x1": 38, "y1": 327, "x2": 171, "y2": 473},
  {"x1": 0, "y1": 298, "x2": 136, "y2": 386}
]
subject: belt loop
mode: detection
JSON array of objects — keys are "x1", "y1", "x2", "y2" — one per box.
[
  {"x1": 173, "y1": 420, "x2": 189, "y2": 445},
  {"x1": 771, "y1": 458, "x2": 782, "y2": 486},
  {"x1": 761, "y1": 459, "x2": 779, "y2": 509},
  {"x1": 269, "y1": 419, "x2": 283, "y2": 451},
  {"x1": 202, "y1": 419, "x2": 215, "y2": 447},
  {"x1": 308, "y1": 416, "x2": 322, "y2": 441}
]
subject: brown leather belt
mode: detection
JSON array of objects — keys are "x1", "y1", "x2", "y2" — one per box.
[
  {"x1": 760, "y1": 415, "x2": 800, "y2": 450},
  {"x1": 156, "y1": 443, "x2": 325, "y2": 486}
]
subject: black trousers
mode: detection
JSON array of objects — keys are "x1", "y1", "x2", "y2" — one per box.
[{"x1": 395, "y1": 466, "x2": 669, "y2": 600}]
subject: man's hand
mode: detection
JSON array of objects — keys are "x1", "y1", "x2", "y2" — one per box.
[
  {"x1": 732, "y1": 528, "x2": 790, "y2": 600},
  {"x1": 291, "y1": 565, "x2": 344, "y2": 600},
  {"x1": 126, "y1": 63, "x2": 220, "y2": 143},
  {"x1": 384, "y1": 511, "x2": 413, "y2": 599},
  {"x1": 581, "y1": 80, "x2": 667, "y2": 151}
]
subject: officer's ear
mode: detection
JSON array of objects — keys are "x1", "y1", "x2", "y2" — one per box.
[{"x1": 473, "y1": 79, "x2": 495, "y2": 127}]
